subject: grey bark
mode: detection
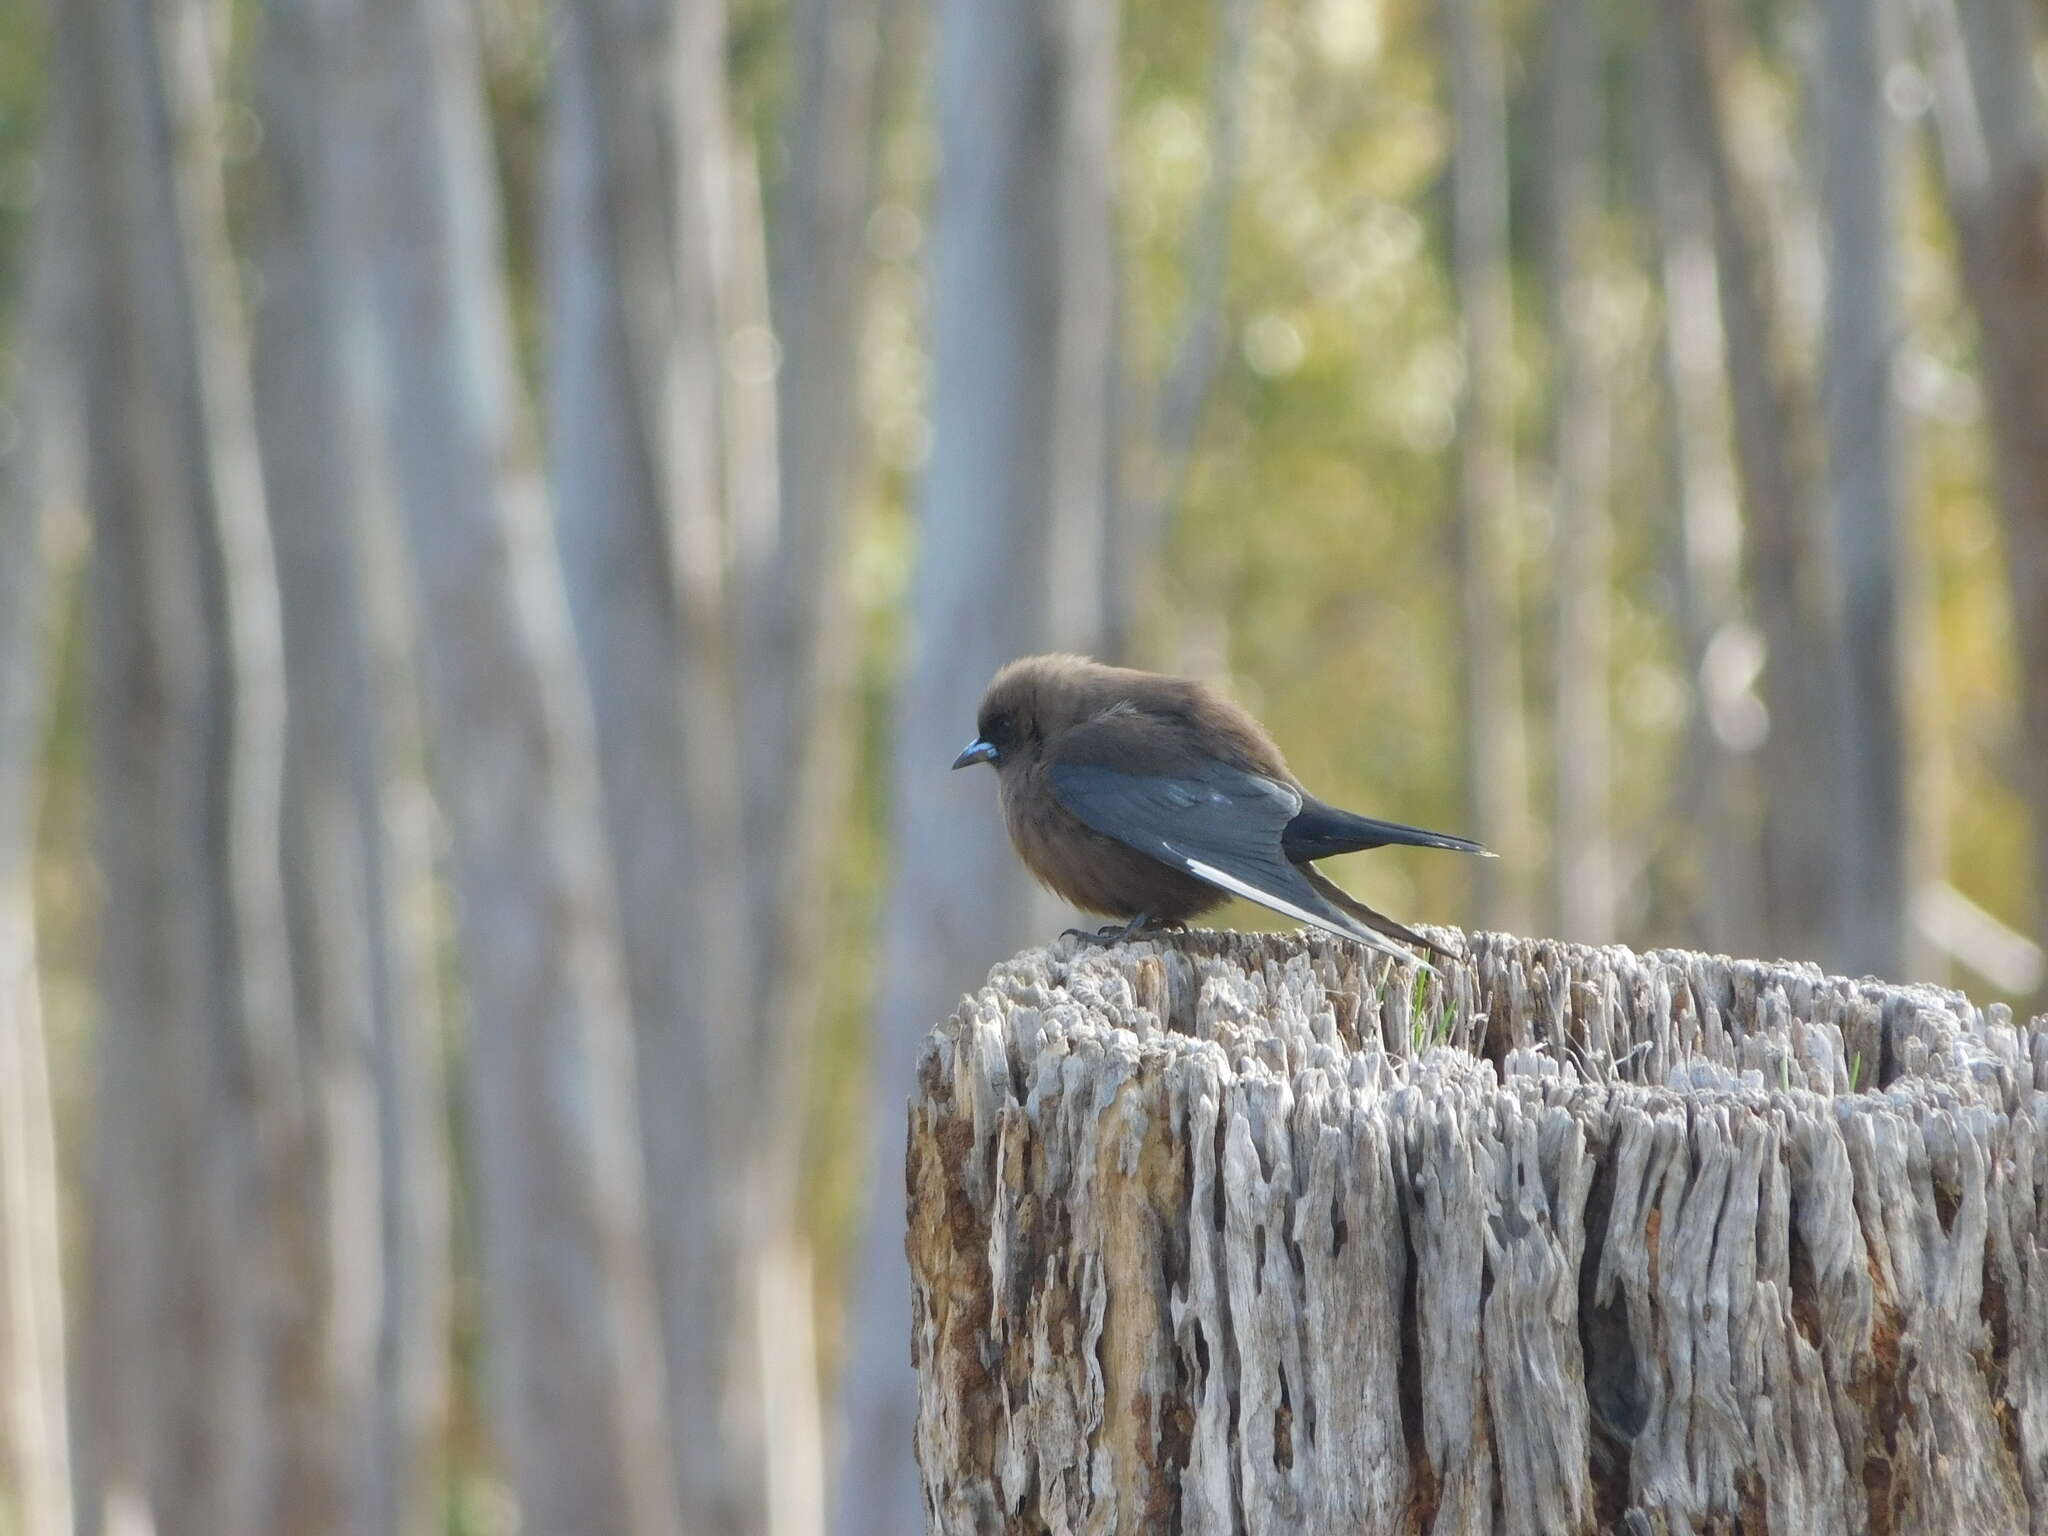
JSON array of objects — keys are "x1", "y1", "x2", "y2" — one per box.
[
  {"x1": 67, "y1": 0, "x2": 298, "y2": 1529},
  {"x1": 550, "y1": 0, "x2": 841, "y2": 1518},
  {"x1": 1042, "y1": 0, "x2": 1121, "y2": 656},
  {"x1": 737, "y1": 14, "x2": 906, "y2": 1521},
  {"x1": 724, "y1": 129, "x2": 833, "y2": 1536},
  {"x1": 1919, "y1": 0, "x2": 2048, "y2": 1010},
  {"x1": 1819, "y1": 0, "x2": 1911, "y2": 979},
  {"x1": 1438, "y1": 0, "x2": 1534, "y2": 932},
  {"x1": 836, "y1": 0, "x2": 1121, "y2": 1523},
  {"x1": 1638, "y1": 13, "x2": 1764, "y2": 958},
  {"x1": 911, "y1": 928, "x2": 2048, "y2": 1533},
  {"x1": 340, "y1": 0, "x2": 679, "y2": 1528},
  {"x1": 0, "y1": 848, "x2": 67, "y2": 1536},
  {"x1": 754, "y1": 0, "x2": 893, "y2": 1065},
  {"x1": 249, "y1": 0, "x2": 451, "y2": 1527},
  {"x1": 67, "y1": 11, "x2": 298, "y2": 1527},
  {"x1": 1108, "y1": 0, "x2": 1259, "y2": 666},
  {"x1": 1544, "y1": 0, "x2": 1614, "y2": 944},
  {"x1": 1661, "y1": 0, "x2": 1846, "y2": 968},
  {"x1": 545, "y1": 0, "x2": 758, "y2": 1525},
  {"x1": 0, "y1": 88, "x2": 76, "y2": 1536}
]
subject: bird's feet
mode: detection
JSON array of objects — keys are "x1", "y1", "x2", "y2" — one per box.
[{"x1": 1061, "y1": 914, "x2": 1187, "y2": 947}]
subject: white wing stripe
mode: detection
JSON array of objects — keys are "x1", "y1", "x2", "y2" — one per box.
[{"x1": 1179, "y1": 853, "x2": 1435, "y2": 975}]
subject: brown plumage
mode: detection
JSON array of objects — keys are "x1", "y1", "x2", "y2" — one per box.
[{"x1": 951, "y1": 653, "x2": 1490, "y2": 967}]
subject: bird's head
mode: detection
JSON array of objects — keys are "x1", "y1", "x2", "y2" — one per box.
[{"x1": 952, "y1": 653, "x2": 1108, "y2": 774}]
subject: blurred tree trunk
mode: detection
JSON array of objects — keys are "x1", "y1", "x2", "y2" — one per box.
[
  {"x1": 748, "y1": 17, "x2": 901, "y2": 1528},
  {"x1": 547, "y1": 0, "x2": 832, "y2": 1522},
  {"x1": 1110, "y1": 0, "x2": 1259, "y2": 666},
  {"x1": 249, "y1": 0, "x2": 451, "y2": 1528},
  {"x1": 723, "y1": 110, "x2": 837, "y2": 1536},
  {"x1": 1921, "y1": 0, "x2": 2048, "y2": 1000},
  {"x1": 340, "y1": 0, "x2": 681, "y2": 1529},
  {"x1": 835, "y1": 0, "x2": 1121, "y2": 1525},
  {"x1": 1819, "y1": 0, "x2": 1910, "y2": 978},
  {"x1": 1638, "y1": 12, "x2": 1764, "y2": 957},
  {"x1": 1438, "y1": 0, "x2": 1534, "y2": 932},
  {"x1": 66, "y1": 0, "x2": 299, "y2": 1530},
  {"x1": 752, "y1": 0, "x2": 895, "y2": 1056},
  {"x1": 1661, "y1": 0, "x2": 1844, "y2": 967},
  {"x1": 0, "y1": 541, "x2": 69, "y2": 1536},
  {"x1": 0, "y1": 759, "x2": 67, "y2": 1536},
  {"x1": 0, "y1": 90, "x2": 76, "y2": 1536},
  {"x1": 1043, "y1": 0, "x2": 1121, "y2": 655},
  {"x1": 1544, "y1": 0, "x2": 1613, "y2": 944}
]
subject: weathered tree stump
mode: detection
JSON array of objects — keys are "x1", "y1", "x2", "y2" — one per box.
[{"x1": 907, "y1": 929, "x2": 2048, "y2": 1534}]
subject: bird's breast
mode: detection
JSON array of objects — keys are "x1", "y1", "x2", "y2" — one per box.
[{"x1": 998, "y1": 763, "x2": 1219, "y2": 922}]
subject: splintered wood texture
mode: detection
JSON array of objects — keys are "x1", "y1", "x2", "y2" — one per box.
[{"x1": 907, "y1": 929, "x2": 2048, "y2": 1535}]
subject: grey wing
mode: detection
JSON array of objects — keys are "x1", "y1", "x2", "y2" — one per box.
[{"x1": 1047, "y1": 760, "x2": 1434, "y2": 972}]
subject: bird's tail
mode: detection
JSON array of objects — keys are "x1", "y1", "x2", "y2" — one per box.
[
  {"x1": 1299, "y1": 864, "x2": 1464, "y2": 961},
  {"x1": 1284, "y1": 799, "x2": 1494, "y2": 861}
]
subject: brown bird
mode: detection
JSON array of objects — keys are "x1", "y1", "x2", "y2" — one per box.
[{"x1": 951, "y1": 653, "x2": 1490, "y2": 969}]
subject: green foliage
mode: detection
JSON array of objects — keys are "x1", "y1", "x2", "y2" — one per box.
[{"x1": 1408, "y1": 966, "x2": 1454, "y2": 1051}]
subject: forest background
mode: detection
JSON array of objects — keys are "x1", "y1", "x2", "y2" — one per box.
[{"x1": 0, "y1": 0, "x2": 2044, "y2": 1530}]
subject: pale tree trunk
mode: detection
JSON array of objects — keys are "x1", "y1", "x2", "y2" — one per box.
[
  {"x1": 1544, "y1": 0, "x2": 1613, "y2": 944},
  {"x1": 745, "y1": 15, "x2": 901, "y2": 1526},
  {"x1": 731, "y1": 1, "x2": 907, "y2": 1517},
  {"x1": 1043, "y1": 0, "x2": 1121, "y2": 655},
  {"x1": 1024, "y1": 0, "x2": 1123, "y2": 942},
  {"x1": 911, "y1": 930, "x2": 2048, "y2": 1532},
  {"x1": 724, "y1": 121, "x2": 831, "y2": 1536},
  {"x1": 754, "y1": 0, "x2": 895, "y2": 1045},
  {"x1": 339, "y1": 0, "x2": 679, "y2": 1529},
  {"x1": 1919, "y1": 0, "x2": 2048, "y2": 1010},
  {"x1": 1662, "y1": 0, "x2": 1843, "y2": 966},
  {"x1": 548, "y1": 0, "x2": 834, "y2": 1521},
  {"x1": 0, "y1": 85, "x2": 77, "y2": 1536},
  {"x1": 1819, "y1": 0, "x2": 1911, "y2": 979},
  {"x1": 547, "y1": 0, "x2": 823, "y2": 1525},
  {"x1": 67, "y1": 0, "x2": 300, "y2": 1530},
  {"x1": 1438, "y1": 0, "x2": 1534, "y2": 933},
  {"x1": 1109, "y1": 0, "x2": 1259, "y2": 666},
  {"x1": 1638, "y1": 10, "x2": 1763, "y2": 958},
  {"x1": 835, "y1": 0, "x2": 1121, "y2": 1524},
  {"x1": 0, "y1": 536, "x2": 69, "y2": 1536},
  {"x1": 0, "y1": 789, "x2": 68, "y2": 1536},
  {"x1": 248, "y1": 0, "x2": 451, "y2": 1527},
  {"x1": 1661, "y1": 0, "x2": 1846, "y2": 969}
]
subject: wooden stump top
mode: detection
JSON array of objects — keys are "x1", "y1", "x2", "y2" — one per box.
[{"x1": 908, "y1": 928, "x2": 2048, "y2": 1535}]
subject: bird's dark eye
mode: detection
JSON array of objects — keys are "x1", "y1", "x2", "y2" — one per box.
[{"x1": 981, "y1": 712, "x2": 1014, "y2": 746}]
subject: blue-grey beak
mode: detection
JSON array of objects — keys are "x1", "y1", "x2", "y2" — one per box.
[{"x1": 952, "y1": 738, "x2": 998, "y2": 770}]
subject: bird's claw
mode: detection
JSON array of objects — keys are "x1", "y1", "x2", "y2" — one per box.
[
  {"x1": 1062, "y1": 914, "x2": 1184, "y2": 947},
  {"x1": 1062, "y1": 924, "x2": 1129, "y2": 947}
]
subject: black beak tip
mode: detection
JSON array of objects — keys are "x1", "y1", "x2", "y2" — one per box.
[{"x1": 952, "y1": 739, "x2": 998, "y2": 771}]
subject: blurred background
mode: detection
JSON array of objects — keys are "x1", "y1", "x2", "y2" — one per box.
[{"x1": 0, "y1": 0, "x2": 2043, "y2": 1529}]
